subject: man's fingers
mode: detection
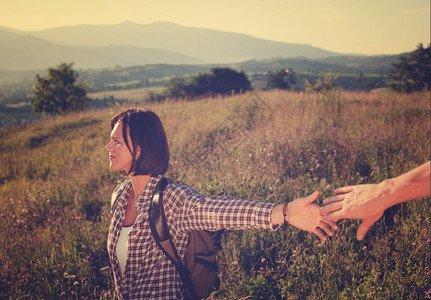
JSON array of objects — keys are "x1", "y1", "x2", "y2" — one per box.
[
  {"x1": 356, "y1": 219, "x2": 374, "y2": 240},
  {"x1": 323, "y1": 195, "x2": 344, "y2": 205},
  {"x1": 334, "y1": 186, "x2": 354, "y2": 195}
]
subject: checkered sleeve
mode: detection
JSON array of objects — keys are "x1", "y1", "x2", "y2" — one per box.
[{"x1": 164, "y1": 181, "x2": 280, "y2": 234}]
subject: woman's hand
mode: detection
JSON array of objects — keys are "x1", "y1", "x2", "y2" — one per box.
[{"x1": 285, "y1": 191, "x2": 338, "y2": 241}]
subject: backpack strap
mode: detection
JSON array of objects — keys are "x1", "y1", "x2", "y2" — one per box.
[{"x1": 149, "y1": 177, "x2": 198, "y2": 300}]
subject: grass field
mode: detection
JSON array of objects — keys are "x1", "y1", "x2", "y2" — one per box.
[
  {"x1": 0, "y1": 89, "x2": 429, "y2": 299},
  {"x1": 88, "y1": 86, "x2": 166, "y2": 102}
]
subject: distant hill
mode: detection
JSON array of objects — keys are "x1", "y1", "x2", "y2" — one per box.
[
  {"x1": 316, "y1": 55, "x2": 401, "y2": 73},
  {"x1": 0, "y1": 25, "x2": 24, "y2": 35},
  {"x1": 235, "y1": 55, "x2": 400, "y2": 74},
  {"x1": 0, "y1": 22, "x2": 343, "y2": 70},
  {"x1": 0, "y1": 21, "x2": 402, "y2": 88},
  {"x1": 28, "y1": 22, "x2": 340, "y2": 63},
  {"x1": 0, "y1": 29, "x2": 200, "y2": 70}
]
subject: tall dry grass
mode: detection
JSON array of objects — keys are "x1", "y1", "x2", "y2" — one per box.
[{"x1": 0, "y1": 90, "x2": 429, "y2": 299}]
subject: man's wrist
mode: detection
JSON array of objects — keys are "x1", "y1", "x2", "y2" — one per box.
[{"x1": 378, "y1": 179, "x2": 396, "y2": 210}]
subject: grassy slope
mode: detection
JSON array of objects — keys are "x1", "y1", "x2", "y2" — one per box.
[{"x1": 0, "y1": 90, "x2": 430, "y2": 299}]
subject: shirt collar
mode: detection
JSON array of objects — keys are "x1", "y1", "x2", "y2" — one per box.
[
  {"x1": 111, "y1": 179, "x2": 132, "y2": 213},
  {"x1": 135, "y1": 174, "x2": 163, "y2": 210}
]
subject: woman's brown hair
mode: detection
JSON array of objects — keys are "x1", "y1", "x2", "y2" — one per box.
[{"x1": 111, "y1": 108, "x2": 169, "y2": 176}]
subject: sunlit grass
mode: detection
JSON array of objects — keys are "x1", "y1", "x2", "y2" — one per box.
[
  {"x1": 88, "y1": 86, "x2": 166, "y2": 102},
  {"x1": 0, "y1": 90, "x2": 429, "y2": 298}
]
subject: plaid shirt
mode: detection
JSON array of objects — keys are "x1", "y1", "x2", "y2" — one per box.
[{"x1": 108, "y1": 175, "x2": 279, "y2": 299}]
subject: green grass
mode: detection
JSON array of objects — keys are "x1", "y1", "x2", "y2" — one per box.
[
  {"x1": 0, "y1": 90, "x2": 430, "y2": 299},
  {"x1": 88, "y1": 86, "x2": 166, "y2": 102}
]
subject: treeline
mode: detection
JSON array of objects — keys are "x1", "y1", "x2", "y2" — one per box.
[
  {"x1": 0, "y1": 92, "x2": 28, "y2": 106},
  {"x1": 1, "y1": 44, "x2": 429, "y2": 115},
  {"x1": 79, "y1": 64, "x2": 209, "y2": 93},
  {"x1": 85, "y1": 43, "x2": 429, "y2": 96}
]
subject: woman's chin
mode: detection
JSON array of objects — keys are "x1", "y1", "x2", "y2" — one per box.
[{"x1": 109, "y1": 163, "x2": 119, "y2": 171}]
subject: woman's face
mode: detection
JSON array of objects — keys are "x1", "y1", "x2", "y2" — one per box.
[{"x1": 105, "y1": 121, "x2": 134, "y2": 172}]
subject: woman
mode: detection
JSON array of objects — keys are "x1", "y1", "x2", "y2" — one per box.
[{"x1": 105, "y1": 108, "x2": 337, "y2": 299}]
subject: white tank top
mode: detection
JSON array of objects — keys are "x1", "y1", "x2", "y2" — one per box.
[{"x1": 116, "y1": 225, "x2": 133, "y2": 276}]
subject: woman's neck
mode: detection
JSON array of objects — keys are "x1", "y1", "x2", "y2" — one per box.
[{"x1": 129, "y1": 174, "x2": 151, "y2": 198}]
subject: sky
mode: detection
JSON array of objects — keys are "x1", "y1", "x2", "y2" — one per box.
[{"x1": 0, "y1": 0, "x2": 429, "y2": 55}]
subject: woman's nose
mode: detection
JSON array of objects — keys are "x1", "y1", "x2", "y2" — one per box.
[{"x1": 105, "y1": 141, "x2": 113, "y2": 151}]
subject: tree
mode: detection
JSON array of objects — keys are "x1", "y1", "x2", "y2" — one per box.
[
  {"x1": 388, "y1": 43, "x2": 431, "y2": 93},
  {"x1": 266, "y1": 68, "x2": 297, "y2": 90},
  {"x1": 167, "y1": 67, "x2": 252, "y2": 99},
  {"x1": 32, "y1": 63, "x2": 90, "y2": 114},
  {"x1": 209, "y1": 67, "x2": 252, "y2": 95},
  {"x1": 166, "y1": 77, "x2": 189, "y2": 98},
  {"x1": 189, "y1": 72, "x2": 213, "y2": 97}
]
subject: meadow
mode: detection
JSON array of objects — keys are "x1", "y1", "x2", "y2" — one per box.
[{"x1": 0, "y1": 89, "x2": 429, "y2": 299}]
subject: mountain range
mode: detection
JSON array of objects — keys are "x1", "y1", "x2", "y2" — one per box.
[{"x1": 0, "y1": 21, "x2": 345, "y2": 70}]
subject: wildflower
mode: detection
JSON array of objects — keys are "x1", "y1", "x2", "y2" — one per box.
[{"x1": 63, "y1": 272, "x2": 76, "y2": 279}]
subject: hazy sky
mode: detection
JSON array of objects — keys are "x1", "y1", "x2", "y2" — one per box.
[{"x1": 1, "y1": 0, "x2": 429, "y2": 55}]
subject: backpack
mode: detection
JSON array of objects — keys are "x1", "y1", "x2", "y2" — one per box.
[{"x1": 111, "y1": 177, "x2": 217, "y2": 300}]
